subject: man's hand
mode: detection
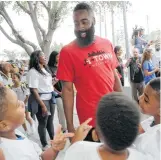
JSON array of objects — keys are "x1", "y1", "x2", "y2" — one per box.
[
  {"x1": 127, "y1": 58, "x2": 132, "y2": 63},
  {"x1": 41, "y1": 125, "x2": 74, "y2": 160},
  {"x1": 155, "y1": 67, "x2": 160, "y2": 72},
  {"x1": 42, "y1": 106, "x2": 48, "y2": 116},
  {"x1": 138, "y1": 63, "x2": 141, "y2": 68},
  {"x1": 51, "y1": 124, "x2": 74, "y2": 152},
  {"x1": 71, "y1": 118, "x2": 92, "y2": 144}
]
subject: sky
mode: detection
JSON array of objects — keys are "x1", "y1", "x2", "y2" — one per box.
[{"x1": 0, "y1": 1, "x2": 161, "y2": 53}]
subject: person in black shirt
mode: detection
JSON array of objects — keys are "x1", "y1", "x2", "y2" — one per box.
[
  {"x1": 127, "y1": 47, "x2": 144, "y2": 102},
  {"x1": 114, "y1": 46, "x2": 124, "y2": 86},
  {"x1": 48, "y1": 51, "x2": 67, "y2": 132}
]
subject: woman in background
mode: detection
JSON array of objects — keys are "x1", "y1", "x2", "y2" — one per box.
[
  {"x1": 142, "y1": 49, "x2": 159, "y2": 84},
  {"x1": 27, "y1": 50, "x2": 55, "y2": 150},
  {"x1": 48, "y1": 51, "x2": 66, "y2": 132},
  {"x1": 114, "y1": 46, "x2": 124, "y2": 86}
]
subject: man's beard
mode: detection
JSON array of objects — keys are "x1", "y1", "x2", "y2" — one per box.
[{"x1": 74, "y1": 24, "x2": 95, "y2": 46}]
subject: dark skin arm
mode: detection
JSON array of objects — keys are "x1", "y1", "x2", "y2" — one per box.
[
  {"x1": 62, "y1": 81, "x2": 75, "y2": 133},
  {"x1": 30, "y1": 88, "x2": 48, "y2": 115},
  {"x1": 113, "y1": 69, "x2": 123, "y2": 92},
  {"x1": 24, "y1": 95, "x2": 29, "y2": 105}
]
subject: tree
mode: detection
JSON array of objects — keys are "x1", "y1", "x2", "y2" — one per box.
[
  {"x1": 50, "y1": 42, "x2": 63, "y2": 52},
  {"x1": 3, "y1": 49, "x2": 29, "y2": 60},
  {"x1": 90, "y1": 1, "x2": 131, "y2": 45},
  {"x1": 0, "y1": 1, "x2": 70, "y2": 57}
]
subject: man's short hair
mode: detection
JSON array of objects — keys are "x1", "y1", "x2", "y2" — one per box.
[
  {"x1": 73, "y1": 2, "x2": 94, "y2": 16},
  {"x1": 0, "y1": 87, "x2": 7, "y2": 120},
  {"x1": 133, "y1": 47, "x2": 140, "y2": 53},
  {"x1": 96, "y1": 92, "x2": 140, "y2": 151}
]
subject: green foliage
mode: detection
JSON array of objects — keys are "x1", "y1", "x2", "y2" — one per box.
[{"x1": 13, "y1": 1, "x2": 28, "y2": 15}]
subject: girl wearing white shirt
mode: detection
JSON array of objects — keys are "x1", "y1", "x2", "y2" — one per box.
[{"x1": 27, "y1": 50, "x2": 55, "y2": 150}]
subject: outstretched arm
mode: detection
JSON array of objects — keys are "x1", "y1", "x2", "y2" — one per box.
[{"x1": 41, "y1": 125, "x2": 74, "y2": 160}]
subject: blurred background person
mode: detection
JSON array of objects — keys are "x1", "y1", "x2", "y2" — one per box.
[
  {"x1": 114, "y1": 46, "x2": 124, "y2": 86},
  {"x1": 48, "y1": 51, "x2": 67, "y2": 132}
]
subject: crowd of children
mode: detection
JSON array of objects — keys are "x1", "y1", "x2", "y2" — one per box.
[
  {"x1": 0, "y1": 57, "x2": 160, "y2": 160},
  {"x1": 0, "y1": 77, "x2": 160, "y2": 159}
]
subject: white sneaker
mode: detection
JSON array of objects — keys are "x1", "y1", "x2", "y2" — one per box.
[{"x1": 42, "y1": 145, "x2": 50, "y2": 151}]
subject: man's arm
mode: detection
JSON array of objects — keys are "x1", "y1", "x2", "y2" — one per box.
[
  {"x1": 113, "y1": 69, "x2": 123, "y2": 92},
  {"x1": 62, "y1": 81, "x2": 75, "y2": 132}
]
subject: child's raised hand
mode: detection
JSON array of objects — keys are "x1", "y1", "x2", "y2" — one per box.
[
  {"x1": 51, "y1": 124, "x2": 74, "y2": 152},
  {"x1": 71, "y1": 118, "x2": 92, "y2": 144}
]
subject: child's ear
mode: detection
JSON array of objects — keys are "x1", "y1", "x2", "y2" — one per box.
[
  {"x1": 0, "y1": 121, "x2": 11, "y2": 132},
  {"x1": 92, "y1": 129, "x2": 100, "y2": 142}
]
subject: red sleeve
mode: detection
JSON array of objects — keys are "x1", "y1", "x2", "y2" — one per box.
[
  {"x1": 110, "y1": 43, "x2": 119, "y2": 70},
  {"x1": 56, "y1": 47, "x2": 74, "y2": 82}
]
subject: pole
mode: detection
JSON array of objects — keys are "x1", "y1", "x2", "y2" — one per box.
[
  {"x1": 146, "y1": 15, "x2": 149, "y2": 34},
  {"x1": 99, "y1": 5, "x2": 102, "y2": 37},
  {"x1": 111, "y1": 9, "x2": 115, "y2": 45},
  {"x1": 123, "y1": 1, "x2": 130, "y2": 58},
  {"x1": 123, "y1": 1, "x2": 131, "y2": 86},
  {"x1": 104, "y1": 6, "x2": 107, "y2": 38}
]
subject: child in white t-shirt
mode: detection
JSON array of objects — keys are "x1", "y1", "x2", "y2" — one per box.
[
  {"x1": 139, "y1": 77, "x2": 160, "y2": 133},
  {"x1": 12, "y1": 73, "x2": 33, "y2": 135},
  {"x1": 64, "y1": 92, "x2": 151, "y2": 160},
  {"x1": 0, "y1": 87, "x2": 74, "y2": 160},
  {"x1": 133, "y1": 124, "x2": 160, "y2": 160},
  {"x1": 133, "y1": 77, "x2": 160, "y2": 159}
]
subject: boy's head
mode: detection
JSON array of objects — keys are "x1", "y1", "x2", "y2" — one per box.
[
  {"x1": 139, "y1": 78, "x2": 160, "y2": 116},
  {"x1": 0, "y1": 62, "x2": 12, "y2": 74},
  {"x1": 12, "y1": 73, "x2": 21, "y2": 84},
  {"x1": 19, "y1": 65, "x2": 25, "y2": 75},
  {"x1": 96, "y1": 92, "x2": 140, "y2": 152},
  {"x1": 132, "y1": 47, "x2": 139, "y2": 57},
  {"x1": 0, "y1": 87, "x2": 25, "y2": 134}
]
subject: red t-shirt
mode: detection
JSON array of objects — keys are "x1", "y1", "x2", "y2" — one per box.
[{"x1": 57, "y1": 36, "x2": 118, "y2": 126}]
